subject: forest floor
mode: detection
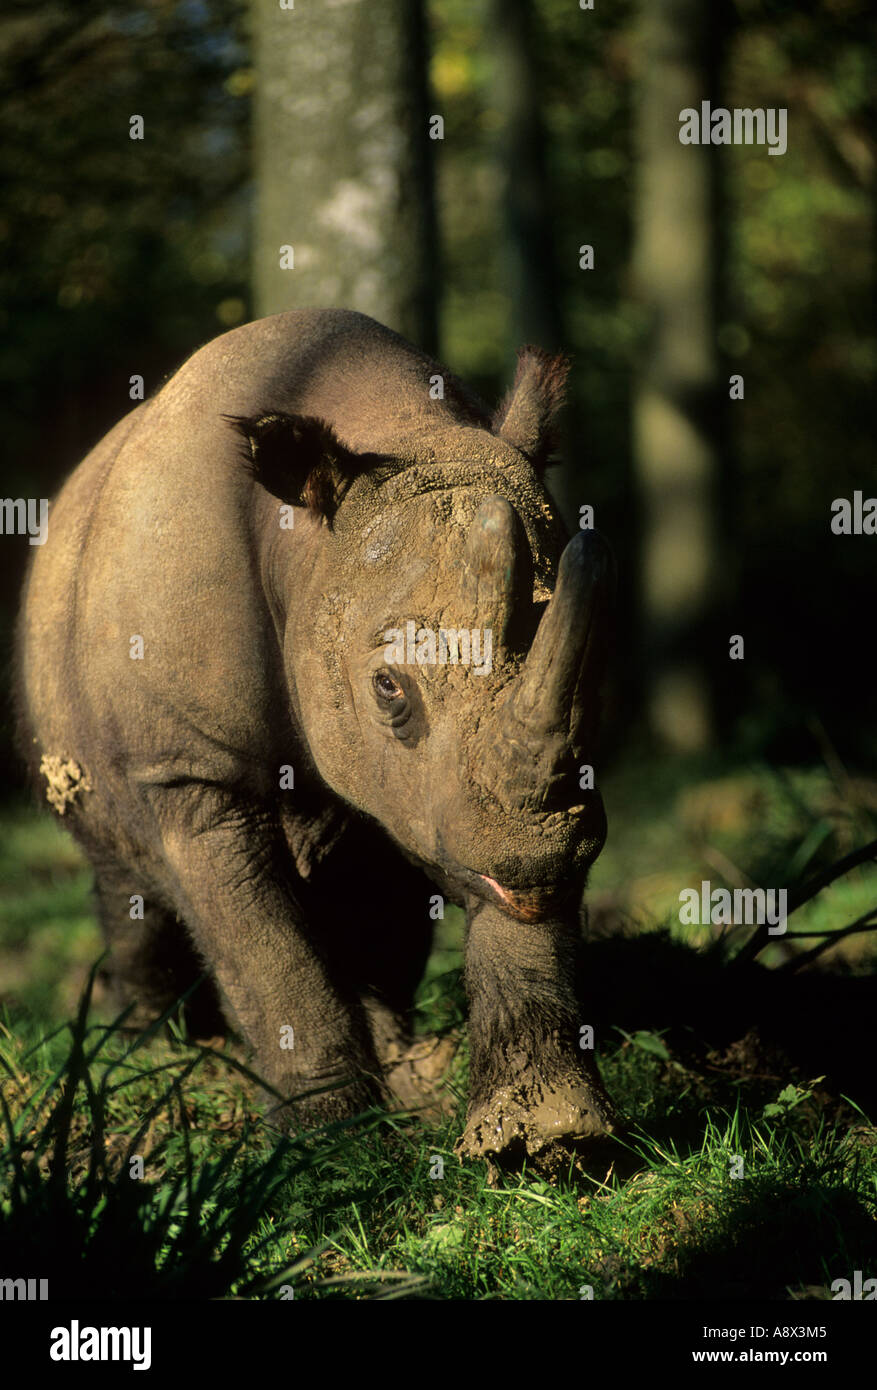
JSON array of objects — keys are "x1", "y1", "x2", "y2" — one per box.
[{"x1": 1, "y1": 750, "x2": 875, "y2": 1300}]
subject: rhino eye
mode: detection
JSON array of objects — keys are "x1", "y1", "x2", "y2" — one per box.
[{"x1": 373, "y1": 670, "x2": 405, "y2": 703}]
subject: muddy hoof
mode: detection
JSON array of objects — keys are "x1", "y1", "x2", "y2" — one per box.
[
  {"x1": 455, "y1": 1072, "x2": 623, "y2": 1183},
  {"x1": 383, "y1": 1034, "x2": 458, "y2": 1116}
]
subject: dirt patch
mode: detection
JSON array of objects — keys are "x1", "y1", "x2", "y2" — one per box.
[
  {"x1": 383, "y1": 1034, "x2": 458, "y2": 1117},
  {"x1": 39, "y1": 754, "x2": 93, "y2": 815}
]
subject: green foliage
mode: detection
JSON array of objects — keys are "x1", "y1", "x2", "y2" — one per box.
[
  {"x1": 0, "y1": 0, "x2": 250, "y2": 489},
  {"x1": 0, "y1": 966, "x2": 402, "y2": 1299},
  {"x1": 589, "y1": 751, "x2": 877, "y2": 965},
  {"x1": 2, "y1": 752, "x2": 875, "y2": 1299},
  {"x1": 9, "y1": 985, "x2": 869, "y2": 1301},
  {"x1": 762, "y1": 1077, "x2": 824, "y2": 1120}
]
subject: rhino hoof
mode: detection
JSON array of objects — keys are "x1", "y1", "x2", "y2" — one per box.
[{"x1": 455, "y1": 1073, "x2": 622, "y2": 1183}]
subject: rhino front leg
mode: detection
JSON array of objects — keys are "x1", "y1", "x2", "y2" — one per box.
[
  {"x1": 302, "y1": 831, "x2": 457, "y2": 1114},
  {"x1": 457, "y1": 899, "x2": 620, "y2": 1175},
  {"x1": 92, "y1": 866, "x2": 226, "y2": 1039},
  {"x1": 150, "y1": 791, "x2": 384, "y2": 1126}
]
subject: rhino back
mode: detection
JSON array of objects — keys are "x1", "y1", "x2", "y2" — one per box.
[{"x1": 19, "y1": 310, "x2": 489, "y2": 807}]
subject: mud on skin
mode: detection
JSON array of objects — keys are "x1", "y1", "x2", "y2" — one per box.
[{"x1": 16, "y1": 307, "x2": 622, "y2": 1170}]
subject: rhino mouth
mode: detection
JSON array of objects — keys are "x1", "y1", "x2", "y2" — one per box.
[
  {"x1": 430, "y1": 831, "x2": 581, "y2": 920},
  {"x1": 433, "y1": 806, "x2": 598, "y2": 921},
  {"x1": 476, "y1": 874, "x2": 575, "y2": 922}
]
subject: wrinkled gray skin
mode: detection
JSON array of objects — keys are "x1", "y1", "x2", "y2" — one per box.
[{"x1": 16, "y1": 309, "x2": 620, "y2": 1170}]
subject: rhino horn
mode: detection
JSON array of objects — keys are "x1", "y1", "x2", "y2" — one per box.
[
  {"x1": 461, "y1": 495, "x2": 533, "y2": 651},
  {"x1": 508, "y1": 528, "x2": 614, "y2": 740}
]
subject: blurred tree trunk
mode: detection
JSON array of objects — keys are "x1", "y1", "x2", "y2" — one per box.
[
  {"x1": 252, "y1": 0, "x2": 437, "y2": 352},
  {"x1": 490, "y1": 0, "x2": 578, "y2": 530},
  {"x1": 631, "y1": 0, "x2": 731, "y2": 751},
  {"x1": 491, "y1": 0, "x2": 563, "y2": 352}
]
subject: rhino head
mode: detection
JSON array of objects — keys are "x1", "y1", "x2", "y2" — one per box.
[{"x1": 231, "y1": 348, "x2": 613, "y2": 921}]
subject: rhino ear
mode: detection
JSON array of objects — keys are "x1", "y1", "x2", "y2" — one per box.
[
  {"x1": 492, "y1": 347, "x2": 569, "y2": 471},
  {"x1": 224, "y1": 412, "x2": 361, "y2": 521}
]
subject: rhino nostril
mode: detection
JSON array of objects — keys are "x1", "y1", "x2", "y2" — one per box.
[
  {"x1": 539, "y1": 770, "x2": 578, "y2": 812},
  {"x1": 505, "y1": 765, "x2": 578, "y2": 815}
]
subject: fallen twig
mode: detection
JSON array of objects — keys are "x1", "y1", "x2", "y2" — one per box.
[
  {"x1": 778, "y1": 907, "x2": 877, "y2": 974},
  {"x1": 730, "y1": 836, "x2": 877, "y2": 969}
]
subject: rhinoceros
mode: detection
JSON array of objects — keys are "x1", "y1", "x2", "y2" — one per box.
[{"x1": 16, "y1": 308, "x2": 619, "y2": 1170}]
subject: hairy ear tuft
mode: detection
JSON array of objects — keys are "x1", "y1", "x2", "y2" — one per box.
[
  {"x1": 491, "y1": 347, "x2": 570, "y2": 470},
  {"x1": 224, "y1": 412, "x2": 361, "y2": 522}
]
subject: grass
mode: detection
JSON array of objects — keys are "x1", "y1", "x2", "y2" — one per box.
[{"x1": 1, "y1": 752, "x2": 876, "y2": 1299}]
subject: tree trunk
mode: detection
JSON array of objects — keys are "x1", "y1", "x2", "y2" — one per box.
[
  {"x1": 252, "y1": 0, "x2": 437, "y2": 352},
  {"x1": 490, "y1": 0, "x2": 563, "y2": 353},
  {"x1": 631, "y1": 0, "x2": 730, "y2": 751},
  {"x1": 490, "y1": 0, "x2": 577, "y2": 529}
]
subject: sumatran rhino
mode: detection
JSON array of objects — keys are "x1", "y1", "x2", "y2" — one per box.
[{"x1": 16, "y1": 308, "x2": 620, "y2": 1171}]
